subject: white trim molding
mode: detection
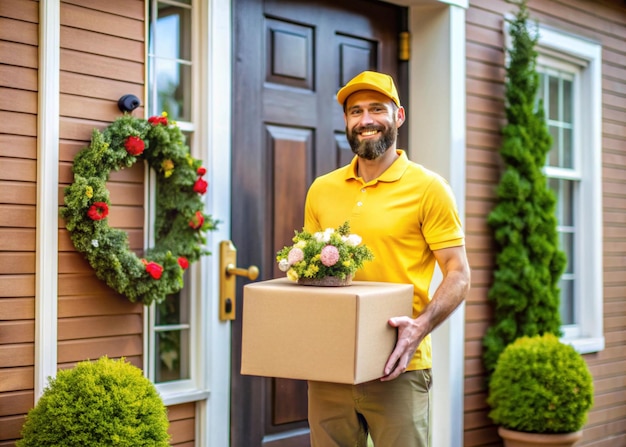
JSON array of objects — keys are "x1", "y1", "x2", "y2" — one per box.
[
  {"x1": 200, "y1": 0, "x2": 234, "y2": 445},
  {"x1": 406, "y1": 2, "x2": 468, "y2": 446},
  {"x1": 35, "y1": 0, "x2": 61, "y2": 399}
]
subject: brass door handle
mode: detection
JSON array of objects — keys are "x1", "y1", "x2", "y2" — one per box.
[
  {"x1": 226, "y1": 264, "x2": 259, "y2": 280},
  {"x1": 219, "y1": 241, "x2": 259, "y2": 321}
]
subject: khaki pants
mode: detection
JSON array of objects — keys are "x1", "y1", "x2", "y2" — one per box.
[{"x1": 308, "y1": 369, "x2": 432, "y2": 447}]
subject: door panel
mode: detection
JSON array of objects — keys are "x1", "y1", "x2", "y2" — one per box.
[{"x1": 232, "y1": 1, "x2": 405, "y2": 445}]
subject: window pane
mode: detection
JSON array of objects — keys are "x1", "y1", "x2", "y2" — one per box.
[
  {"x1": 157, "y1": 293, "x2": 182, "y2": 326},
  {"x1": 156, "y1": 329, "x2": 190, "y2": 382},
  {"x1": 562, "y1": 127, "x2": 572, "y2": 168},
  {"x1": 155, "y1": 59, "x2": 191, "y2": 121},
  {"x1": 559, "y1": 279, "x2": 575, "y2": 325},
  {"x1": 557, "y1": 180, "x2": 574, "y2": 226},
  {"x1": 153, "y1": 3, "x2": 192, "y2": 121},
  {"x1": 549, "y1": 75, "x2": 559, "y2": 120},
  {"x1": 563, "y1": 78, "x2": 572, "y2": 123},
  {"x1": 155, "y1": 273, "x2": 190, "y2": 325},
  {"x1": 551, "y1": 178, "x2": 574, "y2": 226},
  {"x1": 548, "y1": 177, "x2": 560, "y2": 220},
  {"x1": 560, "y1": 232, "x2": 574, "y2": 274},
  {"x1": 548, "y1": 125, "x2": 559, "y2": 166},
  {"x1": 156, "y1": 5, "x2": 191, "y2": 60}
]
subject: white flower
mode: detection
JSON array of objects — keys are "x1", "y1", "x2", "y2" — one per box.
[
  {"x1": 314, "y1": 228, "x2": 335, "y2": 243},
  {"x1": 91, "y1": 239, "x2": 99, "y2": 248},
  {"x1": 344, "y1": 234, "x2": 362, "y2": 246},
  {"x1": 278, "y1": 259, "x2": 291, "y2": 272}
]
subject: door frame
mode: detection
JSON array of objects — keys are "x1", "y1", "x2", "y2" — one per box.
[
  {"x1": 200, "y1": 0, "x2": 234, "y2": 446},
  {"x1": 210, "y1": 1, "x2": 469, "y2": 446}
]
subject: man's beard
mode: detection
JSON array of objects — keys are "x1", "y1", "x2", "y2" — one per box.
[{"x1": 347, "y1": 121, "x2": 397, "y2": 160}]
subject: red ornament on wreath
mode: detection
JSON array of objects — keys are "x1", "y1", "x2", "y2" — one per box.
[
  {"x1": 193, "y1": 177, "x2": 208, "y2": 194},
  {"x1": 87, "y1": 202, "x2": 109, "y2": 221},
  {"x1": 124, "y1": 136, "x2": 145, "y2": 155},
  {"x1": 177, "y1": 257, "x2": 189, "y2": 270},
  {"x1": 143, "y1": 260, "x2": 164, "y2": 280},
  {"x1": 60, "y1": 113, "x2": 218, "y2": 305}
]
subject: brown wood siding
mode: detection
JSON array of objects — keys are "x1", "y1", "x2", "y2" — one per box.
[
  {"x1": 57, "y1": 0, "x2": 146, "y2": 374},
  {"x1": 0, "y1": 1, "x2": 39, "y2": 445},
  {"x1": 465, "y1": 0, "x2": 626, "y2": 446},
  {"x1": 168, "y1": 402, "x2": 196, "y2": 446}
]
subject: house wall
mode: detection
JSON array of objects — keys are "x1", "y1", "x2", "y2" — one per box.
[
  {"x1": 0, "y1": 1, "x2": 195, "y2": 445},
  {"x1": 57, "y1": 0, "x2": 146, "y2": 371},
  {"x1": 168, "y1": 402, "x2": 196, "y2": 447},
  {"x1": 0, "y1": 1, "x2": 39, "y2": 444},
  {"x1": 464, "y1": 0, "x2": 626, "y2": 446},
  {"x1": 1, "y1": 0, "x2": 624, "y2": 446}
]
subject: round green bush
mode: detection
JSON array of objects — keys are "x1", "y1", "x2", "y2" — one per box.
[
  {"x1": 487, "y1": 334, "x2": 593, "y2": 434},
  {"x1": 18, "y1": 357, "x2": 170, "y2": 446}
]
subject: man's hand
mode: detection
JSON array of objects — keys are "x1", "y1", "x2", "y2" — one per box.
[
  {"x1": 380, "y1": 245, "x2": 470, "y2": 382},
  {"x1": 380, "y1": 316, "x2": 427, "y2": 381}
]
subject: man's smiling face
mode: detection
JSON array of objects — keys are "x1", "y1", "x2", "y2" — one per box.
[{"x1": 344, "y1": 90, "x2": 403, "y2": 160}]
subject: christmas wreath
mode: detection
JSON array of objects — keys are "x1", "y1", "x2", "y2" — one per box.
[{"x1": 60, "y1": 113, "x2": 217, "y2": 305}]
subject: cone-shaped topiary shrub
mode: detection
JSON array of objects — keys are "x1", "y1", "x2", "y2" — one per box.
[
  {"x1": 482, "y1": 0, "x2": 567, "y2": 376},
  {"x1": 17, "y1": 356, "x2": 170, "y2": 446},
  {"x1": 487, "y1": 334, "x2": 593, "y2": 434}
]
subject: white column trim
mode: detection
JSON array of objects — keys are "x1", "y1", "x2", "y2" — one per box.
[
  {"x1": 35, "y1": 0, "x2": 61, "y2": 399},
  {"x1": 407, "y1": 3, "x2": 467, "y2": 446},
  {"x1": 201, "y1": 0, "x2": 233, "y2": 445}
]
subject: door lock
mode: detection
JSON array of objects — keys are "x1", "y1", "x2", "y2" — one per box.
[{"x1": 219, "y1": 240, "x2": 259, "y2": 321}]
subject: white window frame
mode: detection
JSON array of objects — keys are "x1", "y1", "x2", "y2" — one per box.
[
  {"x1": 538, "y1": 62, "x2": 580, "y2": 335},
  {"x1": 145, "y1": 0, "x2": 209, "y2": 402},
  {"x1": 535, "y1": 25, "x2": 604, "y2": 354}
]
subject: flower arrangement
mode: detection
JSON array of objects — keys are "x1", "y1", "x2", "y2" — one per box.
[
  {"x1": 60, "y1": 113, "x2": 218, "y2": 305},
  {"x1": 276, "y1": 221, "x2": 373, "y2": 285}
]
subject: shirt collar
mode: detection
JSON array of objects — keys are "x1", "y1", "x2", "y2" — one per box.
[{"x1": 345, "y1": 150, "x2": 409, "y2": 183}]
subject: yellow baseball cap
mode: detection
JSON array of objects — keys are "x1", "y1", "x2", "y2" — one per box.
[{"x1": 336, "y1": 71, "x2": 401, "y2": 107}]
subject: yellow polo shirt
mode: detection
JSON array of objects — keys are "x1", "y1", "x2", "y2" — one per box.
[{"x1": 304, "y1": 150, "x2": 464, "y2": 371}]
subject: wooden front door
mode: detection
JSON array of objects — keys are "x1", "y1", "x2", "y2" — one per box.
[{"x1": 231, "y1": 0, "x2": 405, "y2": 445}]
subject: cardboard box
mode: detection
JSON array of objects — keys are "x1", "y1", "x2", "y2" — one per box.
[{"x1": 241, "y1": 278, "x2": 413, "y2": 384}]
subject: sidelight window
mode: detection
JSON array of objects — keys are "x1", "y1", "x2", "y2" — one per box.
[{"x1": 147, "y1": 0, "x2": 195, "y2": 387}]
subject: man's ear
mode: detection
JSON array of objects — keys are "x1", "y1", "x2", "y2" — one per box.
[{"x1": 396, "y1": 106, "x2": 406, "y2": 127}]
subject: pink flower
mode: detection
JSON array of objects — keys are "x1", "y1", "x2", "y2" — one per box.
[
  {"x1": 193, "y1": 177, "x2": 208, "y2": 194},
  {"x1": 178, "y1": 257, "x2": 189, "y2": 269},
  {"x1": 124, "y1": 136, "x2": 145, "y2": 155},
  {"x1": 87, "y1": 202, "x2": 109, "y2": 220},
  {"x1": 320, "y1": 245, "x2": 340, "y2": 267},
  {"x1": 287, "y1": 247, "x2": 304, "y2": 265}
]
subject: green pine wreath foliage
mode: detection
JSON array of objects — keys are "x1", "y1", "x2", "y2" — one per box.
[
  {"x1": 60, "y1": 113, "x2": 217, "y2": 305},
  {"x1": 487, "y1": 334, "x2": 593, "y2": 434},
  {"x1": 17, "y1": 357, "x2": 171, "y2": 446},
  {"x1": 482, "y1": 0, "x2": 566, "y2": 375}
]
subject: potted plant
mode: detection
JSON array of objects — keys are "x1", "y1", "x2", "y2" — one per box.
[
  {"x1": 487, "y1": 334, "x2": 594, "y2": 446},
  {"x1": 17, "y1": 356, "x2": 170, "y2": 446}
]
